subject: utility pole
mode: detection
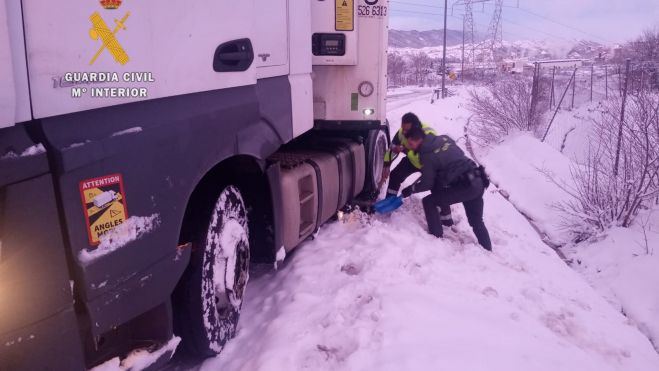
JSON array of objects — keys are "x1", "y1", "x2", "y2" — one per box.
[
  {"x1": 550, "y1": 66, "x2": 556, "y2": 108},
  {"x1": 590, "y1": 65, "x2": 594, "y2": 102},
  {"x1": 529, "y1": 62, "x2": 539, "y2": 130},
  {"x1": 605, "y1": 65, "x2": 608, "y2": 99},
  {"x1": 571, "y1": 67, "x2": 577, "y2": 109},
  {"x1": 441, "y1": 0, "x2": 448, "y2": 98},
  {"x1": 614, "y1": 59, "x2": 631, "y2": 177},
  {"x1": 461, "y1": 15, "x2": 465, "y2": 81}
]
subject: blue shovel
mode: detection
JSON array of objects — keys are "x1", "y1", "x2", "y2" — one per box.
[{"x1": 373, "y1": 196, "x2": 404, "y2": 214}]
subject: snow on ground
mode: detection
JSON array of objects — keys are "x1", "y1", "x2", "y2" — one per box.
[
  {"x1": 197, "y1": 86, "x2": 659, "y2": 371},
  {"x1": 386, "y1": 85, "x2": 470, "y2": 141},
  {"x1": 454, "y1": 86, "x2": 659, "y2": 355},
  {"x1": 386, "y1": 87, "x2": 415, "y2": 97},
  {"x1": 471, "y1": 101, "x2": 607, "y2": 245},
  {"x1": 201, "y1": 189, "x2": 659, "y2": 371},
  {"x1": 477, "y1": 134, "x2": 573, "y2": 244},
  {"x1": 477, "y1": 129, "x2": 659, "y2": 354},
  {"x1": 563, "y1": 210, "x2": 659, "y2": 353}
]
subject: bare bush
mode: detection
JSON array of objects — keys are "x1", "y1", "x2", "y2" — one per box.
[
  {"x1": 410, "y1": 52, "x2": 431, "y2": 86},
  {"x1": 627, "y1": 26, "x2": 659, "y2": 63},
  {"x1": 553, "y1": 91, "x2": 659, "y2": 234},
  {"x1": 468, "y1": 76, "x2": 549, "y2": 144},
  {"x1": 387, "y1": 52, "x2": 406, "y2": 87},
  {"x1": 613, "y1": 26, "x2": 659, "y2": 91}
]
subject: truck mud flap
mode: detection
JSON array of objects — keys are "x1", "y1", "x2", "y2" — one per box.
[{"x1": 0, "y1": 125, "x2": 86, "y2": 370}]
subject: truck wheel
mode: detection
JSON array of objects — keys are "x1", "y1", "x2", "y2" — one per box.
[
  {"x1": 173, "y1": 185, "x2": 250, "y2": 356},
  {"x1": 363, "y1": 129, "x2": 388, "y2": 197}
]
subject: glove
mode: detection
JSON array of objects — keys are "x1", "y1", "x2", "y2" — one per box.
[
  {"x1": 381, "y1": 166, "x2": 391, "y2": 181},
  {"x1": 378, "y1": 166, "x2": 391, "y2": 190},
  {"x1": 478, "y1": 165, "x2": 491, "y2": 189},
  {"x1": 401, "y1": 185, "x2": 414, "y2": 198}
]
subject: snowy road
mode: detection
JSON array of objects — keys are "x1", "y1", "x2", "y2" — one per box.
[
  {"x1": 386, "y1": 87, "x2": 436, "y2": 111},
  {"x1": 161, "y1": 88, "x2": 659, "y2": 371}
]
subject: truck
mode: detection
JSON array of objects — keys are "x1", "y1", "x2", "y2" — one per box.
[{"x1": 0, "y1": 0, "x2": 390, "y2": 369}]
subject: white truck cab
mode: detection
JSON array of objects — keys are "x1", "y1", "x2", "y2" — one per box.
[{"x1": 0, "y1": 1, "x2": 389, "y2": 369}]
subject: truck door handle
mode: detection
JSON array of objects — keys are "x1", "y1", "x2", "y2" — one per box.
[{"x1": 213, "y1": 38, "x2": 254, "y2": 72}]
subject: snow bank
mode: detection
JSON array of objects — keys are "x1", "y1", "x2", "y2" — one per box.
[
  {"x1": 201, "y1": 188, "x2": 659, "y2": 370},
  {"x1": 79, "y1": 214, "x2": 160, "y2": 264},
  {"x1": 478, "y1": 133, "x2": 573, "y2": 244},
  {"x1": 468, "y1": 96, "x2": 659, "y2": 355},
  {"x1": 564, "y1": 209, "x2": 659, "y2": 353}
]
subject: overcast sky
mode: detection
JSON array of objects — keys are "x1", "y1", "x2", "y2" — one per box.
[{"x1": 389, "y1": 0, "x2": 659, "y2": 45}]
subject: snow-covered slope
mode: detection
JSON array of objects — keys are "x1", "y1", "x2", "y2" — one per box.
[
  {"x1": 201, "y1": 195, "x2": 659, "y2": 371},
  {"x1": 469, "y1": 96, "x2": 659, "y2": 356},
  {"x1": 198, "y1": 88, "x2": 659, "y2": 371}
]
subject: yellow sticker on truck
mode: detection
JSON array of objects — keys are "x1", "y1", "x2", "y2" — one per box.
[
  {"x1": 336, "y1": 0, "x2": 354, "y2": 31},
  {"x1": 79, "y1": 174, "x2": 129, "y2": 246}
]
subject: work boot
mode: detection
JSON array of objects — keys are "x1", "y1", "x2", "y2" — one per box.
[
  {"x1": 440, "y1": 212, "x2": 454, "y2": 227},
  {"x1": 428, "y1": 229, "x2": 443, "y2": 238},
  {"x1": 423, "y1": 196, "x2": 444, "y2": 238}
]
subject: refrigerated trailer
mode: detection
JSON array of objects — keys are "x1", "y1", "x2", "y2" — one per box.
[{"x1": 0, "y1": 0, "x2": 389, "y2": 369}]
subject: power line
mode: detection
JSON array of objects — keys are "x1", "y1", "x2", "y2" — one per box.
[
  {"x1": 513, "y1": 7, "x2": 613, "y2": 44},
  {"x1": 449, "y1": 14, "x2": 491, "y2": 32},
  {"x1": 390, "y1": 1, "x2": 446, "y2": 9},
  {"x1": 442, "y1": 1, "x2": 614, "y2": 43},
  {"x1": 501, "y1": 15, "x2": 573, "y2": 42},
  {"x1": 389, "y1": 8, "x2": 446, "y2": 17},
  {"x1": 390, "y1": 8, "x2": 490, "y2": 31},
  {"x1": 390, "y1": 7, "x2": 481, "y2": 25}
]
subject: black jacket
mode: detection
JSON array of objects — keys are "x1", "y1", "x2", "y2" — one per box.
[{"x1": 412, "y1": 134, "x2": 476, "y2": 193}]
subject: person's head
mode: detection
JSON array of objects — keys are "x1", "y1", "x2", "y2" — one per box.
[
  {"x1": 401, "y1": 112, "x2": 422, "y2": 135},
  {"x1": 405, "y1": 126, "x2": 426, "y2": 151}
]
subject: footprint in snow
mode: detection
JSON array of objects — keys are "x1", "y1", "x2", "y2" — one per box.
[
  {"x1": 341, "y1": 262, "x2": 362, "y2": 276},
  {"x1": 481, "y1": 286, "x2": 499, "y2": 298}
]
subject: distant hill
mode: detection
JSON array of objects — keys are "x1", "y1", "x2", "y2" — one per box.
[
  {"x1": 388, "y1": 29, "x2": 463, "y2": 48},
  {"x1": 389, "y1": 29, "x2": 610, "y2": 61}
]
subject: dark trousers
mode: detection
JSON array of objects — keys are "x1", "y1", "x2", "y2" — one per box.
[
  {"x1": 422, "y1": 176, "x2": 492, "y2": 251},
  {"x1": 387, "y1": 157, "x2": 418, "y2": 195},
  {"x1": 388, "y1": 157, "x2": 452, "y2": 220}
]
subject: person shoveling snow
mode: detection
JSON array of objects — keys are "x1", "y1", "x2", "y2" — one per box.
[
  {"x1": 382, "y1": 112, "x2": 454, "y2": 225},
  {"x1": 400, "y1": 126, "x2": 492, "y2": 251}
]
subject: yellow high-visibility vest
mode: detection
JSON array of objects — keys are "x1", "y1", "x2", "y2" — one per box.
[{"x1": 384, "y1": 123, "x2": 436, "y2": 169}]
